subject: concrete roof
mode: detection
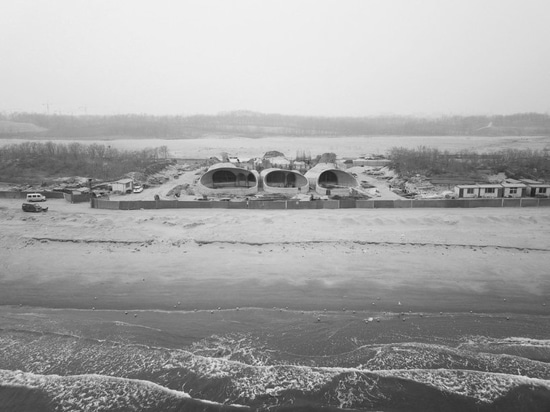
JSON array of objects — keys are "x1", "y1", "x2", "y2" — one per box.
[
  {"x1": 455, "y1": 184, "x2": 501, "y2": 188},
  {"x1": 208, "y1": 162, "x2": 238, "y2": 170}
]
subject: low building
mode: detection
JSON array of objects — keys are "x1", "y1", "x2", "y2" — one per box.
[
  {"x1": 305, "y1": 163, "x2": 357, "y2": 197},
  {"x1": 267, "y1": 156, "x2": 291, "y2": 168},
  {"x1": 111, "y1": 178, "x2": 133, "y2": 194},
  {"x1": 476, "y1": 184, "x2": 503, "y2": 198},
  {"x1": 524, "y1": 182, "x2": 550, "y2": 198},
  {"x1": 352, "y1": 158, "x2": 392, "y2": 167},
  {"x1": 260, "y1": 168, "x2": 309, "y2": 195},
  {"x1": 195, "y1": 163, "x2": 259, "y2": 196},
  {"x1": 293, "y1": 161, "x2": 307, "y2": 172},
  {"x1": 454, "y1": 184, "x2": 478, "y2": 198},
  {"x1": 501, "y1": 181, "x2": 527, "y2": 198},
  {"x1": 454, "y1": 184, "x2": 503, "y2": 198}
]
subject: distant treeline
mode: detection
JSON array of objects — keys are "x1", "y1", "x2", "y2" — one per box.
[
  {"x1": 1, "y1": 111, "x2": 550, "y2": 138},
  {"x1": 0, "y1": 141, "x2": 169, "y2": 182},
  {"x1": 389, "y1": 146, "x2": 550, "y2": 180}
]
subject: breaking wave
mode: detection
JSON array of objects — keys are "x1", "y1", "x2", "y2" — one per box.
[{"x1": 1, "y1": 329, "x2": 550, "y2": 411}]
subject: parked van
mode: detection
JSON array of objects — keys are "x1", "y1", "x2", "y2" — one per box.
[{"x1": 26, "y1": 193, "x2": 47, "y2": 202}]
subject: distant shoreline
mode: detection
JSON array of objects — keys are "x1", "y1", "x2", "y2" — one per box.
[{"x1": 2, "y1": 135, "x2": 549, "y2": 160}]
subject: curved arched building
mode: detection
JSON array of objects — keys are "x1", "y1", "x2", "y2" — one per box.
[
  {"x1": 260, "y1": 168, "x2": 309, "y2": 195},
  {"x1": 305, "y1": 163, "x2": 357, "y2": 196},
  {"x1": 196, "y1": 163, "x2": 259, "y2": 196}
]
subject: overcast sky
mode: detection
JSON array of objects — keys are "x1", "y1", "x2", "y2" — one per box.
[{"x1": 1, "y1": 0, "x2": 549, "y2": 116}]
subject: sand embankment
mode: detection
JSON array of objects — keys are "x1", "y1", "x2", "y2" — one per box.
[{"x1": 1, "y1": 198, "x2": 549, "y2": 314}]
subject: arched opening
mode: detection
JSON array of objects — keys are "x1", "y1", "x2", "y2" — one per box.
[
  {"x1": 246, "y1": 173, "x2": 256, "y2": 187},
  {"x1": 199, "y1": 167, "x2": 259, "y2": 194},
  {"x1": 236, "y1": 173, "x2": 246, "y2": 187},
  {"x1": 285, "y1": 173, "x2": 296, "y2": 187},
  {"x1": 212, "y1": 170, "x2": 236, "y2": 187},
  {"x1": 319, "y1": 170, "x2": 338, "y2": 188},
  {"x1": 266, "y1": 171, "x2": 285, "y2": 187}
]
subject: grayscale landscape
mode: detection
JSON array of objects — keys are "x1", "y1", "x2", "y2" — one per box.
[{"x1": 1, "y1": 1, "x2": 549, "y2": 411}]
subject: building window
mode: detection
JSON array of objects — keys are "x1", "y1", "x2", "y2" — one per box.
[
  {"x1": 485, "y1": 188, "x2": 495, "y2": 193},
  {"x1": 509, "y1": 188, "x2": 517, "y2": 194},
  {"x1": 467, "y1": 188, "x2": 474, "y2": 194},
  {"x1": 540, "y1": 188, "x2": 547, "y2": 194}
]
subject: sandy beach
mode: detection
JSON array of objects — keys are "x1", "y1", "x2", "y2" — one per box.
[
  {"x1": 2, "y1": 198, "x2": 549, "y2": 313},
  {"x1": 2, "y1": 197, "x2": 550, "y2": 411}
]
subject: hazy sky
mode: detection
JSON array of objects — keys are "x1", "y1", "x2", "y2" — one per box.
[{"x1": 2, "y1": 0, "x2": 549, "y2": 116}]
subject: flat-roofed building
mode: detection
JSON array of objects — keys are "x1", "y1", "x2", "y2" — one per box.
[
  {"x1": 501, "y1": 181, "x2": 527, "y2": 198},
  {"x1": 454, "y1": 184, "x2": 503, "y2": 198},
  {"x1": 525, "y1": 183, "x2": 550, "y2": 197},
  {"x1": 111, "y1": 178, "x2": 133, "y2": 194}
]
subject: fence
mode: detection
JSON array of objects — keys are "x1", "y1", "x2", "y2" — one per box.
[
  {"x1": 91, "y1": 197, "x2": 550, "y2": 210},
  {"x1": 0, "y1": 191, "x2": 65, "y2": 200},
  {"x1": 63, "y1": 192, "x2": 92, "y2": 203}
]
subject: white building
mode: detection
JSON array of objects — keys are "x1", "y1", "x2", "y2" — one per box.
[
  {"x1": 501, "y1": 182, "x2": 526, "y2": 198},
  {"x1": 266, "y1": 156, "x2": 291, "y2": 168},
  {"x1": 111, "y1": 178, "x2": 133, "y2": 194},
  {"x1": 305, "y1": 163, "x2": 358, "y2": 197},
  {"x1": 196, "y1": 163, "x2": 259, "y2": 196},
  {"x1": 260, "y1": 168, "x2": 309, "y2": 195},
  {"x1": 454, "y1": 184, "x2": 503, "y2": 198},
  {"x1": 525, "y1": 183, "x2": 550, "y2": 197},
  {"x1": 476, "y1": 184, "x2": 503, "y2": 198}
]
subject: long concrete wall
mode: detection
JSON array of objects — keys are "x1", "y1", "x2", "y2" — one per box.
[
  {"x1": 91, "y1": 197, "x2": 550, "y2": 210},
  {"x1": 0, "y1": 191, "x2": 65, "y2": 199}
]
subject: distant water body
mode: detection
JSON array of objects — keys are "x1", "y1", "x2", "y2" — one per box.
[{"x1": 1, "y1": 135, "x2": 549, "y2": 159}]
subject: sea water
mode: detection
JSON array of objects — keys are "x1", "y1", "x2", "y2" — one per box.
[{"x1": 1, "y1": 307, "x2": 549, "y2": 411}]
